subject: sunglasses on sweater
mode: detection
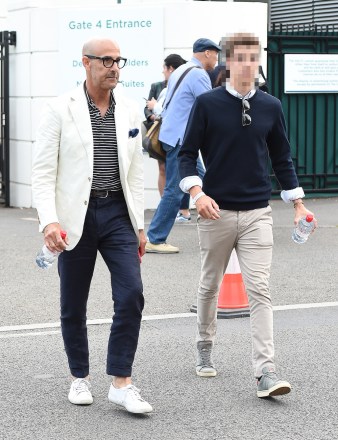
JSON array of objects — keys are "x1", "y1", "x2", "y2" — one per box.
[{"x1": 242, "y1": 98, "x2": 252, "y2": 127}]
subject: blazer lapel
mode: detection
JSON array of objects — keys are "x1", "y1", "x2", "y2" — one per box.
[
  {"x1": 114, "y1": 95, "x2": 130, "y2": 179},
  {"x1": 68, "y1": 85, "x2": 93, "y2": 172}
]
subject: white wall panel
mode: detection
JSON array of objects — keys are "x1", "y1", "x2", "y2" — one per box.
[
  {"x1": 30, "y1": 8, "x2": 59, "y2": 51},
  {"x1": 10, "y1": 97, "x2": 31, "y2": 141},
  {"x1": 10, "y1": 181, "x2": 32, "y2": 207},
  {"x1": 31, "y1": 52, "x2": 58, "y2": 97},
  {"x1": 9, "y1": 52, "x2": 31, "y2": 96},
  {"x1": 10, "y1": 140, "x2": 32, "y2": 185},
  {"x1": 164, "y1": 2, "x2": 267, "y2": 50},
  {"x1": 7, "y1": 9, "x2": 30, "y2": 53}
]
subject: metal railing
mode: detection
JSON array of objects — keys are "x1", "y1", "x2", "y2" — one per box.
[
  {"x1": 0, "y1": 31, "x2": 16, "y2": 206},
  {"x1": 268, "y1": 24, "x2": 338, "y2": 195}
]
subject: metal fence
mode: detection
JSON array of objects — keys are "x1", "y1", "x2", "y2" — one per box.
[
  {"x1": 0, "y1": 31, "x2": 16, "y2": 206},
  {"x1": 268, "y1": 23, "x2": 338, "y2": 195}
]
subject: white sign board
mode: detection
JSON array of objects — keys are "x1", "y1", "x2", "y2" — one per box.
[
  {"x1": 285, "y1": 54, "x2": 338, "y2": 93},
  {"x1": 58, "y1": 7, "x2": 164, "y2": 107}
]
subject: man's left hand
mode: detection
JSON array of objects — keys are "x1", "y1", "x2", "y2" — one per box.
[
  {"x1": 138, "y1": 230, "x2": 147, "y2": 257},
  {"x1": 294, "y1": 202, "x2": 318, "y2": 231}
]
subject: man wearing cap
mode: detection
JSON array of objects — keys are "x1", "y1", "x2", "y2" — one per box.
[{"x1": 145, "y1": 38, "x2": 221, "y2": 254}]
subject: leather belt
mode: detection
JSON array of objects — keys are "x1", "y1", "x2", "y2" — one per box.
[{"x1": 90, "y1": 189, "x2": 116, "y2": 198}]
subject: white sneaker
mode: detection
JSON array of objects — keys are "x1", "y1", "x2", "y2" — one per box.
[
  {"x1": 108, "y1": 384, "x2": 153, "y2": 414},
  {"x1": 145, "y1": 242, "x2": 179, "y2": 254},
  {"x1": 68, "y1": 378, "x2": 93, "y2": 405},
  {"x1": 175, "y1": 212, "x2": 191, "y2": 223}
]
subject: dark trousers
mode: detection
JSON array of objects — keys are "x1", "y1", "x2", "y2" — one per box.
[{"x1": 58, "y1": 191, "x2": 144, "y2": 378}]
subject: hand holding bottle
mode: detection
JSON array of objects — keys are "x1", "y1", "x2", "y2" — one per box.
[
  {"x1": 293, "y1": 200, "x2": 317, "y2": 229},
  {"x1": 36, "y1": 226, "x2": 68, "y2": 269},
  {"x1": 43, "y1": 223, "x2": 68, "y2": 253},
  {"x1": 292, "y1": 200, "x2": 317, "y2": 244},
  {"x1": 292, "y1": 214, "x2": 315, "y2": 244}
]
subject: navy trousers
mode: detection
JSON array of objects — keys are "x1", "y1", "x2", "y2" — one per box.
[{"x1": 58, "y1": 191, "x2": 144, "y2": 378}]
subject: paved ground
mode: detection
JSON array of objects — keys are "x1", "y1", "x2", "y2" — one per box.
[{"x1": 0, "y1": 198, "x2": 337, "y2": 440}]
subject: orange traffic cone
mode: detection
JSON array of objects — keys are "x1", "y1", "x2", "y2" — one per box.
[
  {"x1": 217, "y1": 249, "x2": 250, "y2": 319},
  {"x1": 190, "y1": 249, "x2": 250, "y2": 319}
]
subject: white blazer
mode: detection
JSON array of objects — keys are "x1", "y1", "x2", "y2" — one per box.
[{"x1": 32, "y1": 84, "x2": 144, "y2": 250}]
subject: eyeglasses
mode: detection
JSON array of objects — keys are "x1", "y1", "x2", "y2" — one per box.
[
  {"x1": 84, "y1": 55, "x2": 127, "y2": 69},
  {"x1": 242, "y1": 98, "x2": 251, "y2": 127}
]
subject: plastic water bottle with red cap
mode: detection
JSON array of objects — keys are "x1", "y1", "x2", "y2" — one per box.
[
  {"x1": 36, "y1": 230, "x2": 67, "y2": 269},
  {"x1": 292, "y1": 214, "x2": 315, "y2": 244}
]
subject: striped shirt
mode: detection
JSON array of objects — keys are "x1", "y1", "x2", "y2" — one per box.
[{"x1": 84, "y1": 83, "x2": 122, "y2": 191}]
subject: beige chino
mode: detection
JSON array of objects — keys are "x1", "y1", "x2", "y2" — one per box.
[{"x1": 197, "y1": 206, "x2": 274, "y2": 377}]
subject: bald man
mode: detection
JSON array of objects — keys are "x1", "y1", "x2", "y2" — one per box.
[{"x1": 32, "y1": 38, "x2": 152, "y2": 414}]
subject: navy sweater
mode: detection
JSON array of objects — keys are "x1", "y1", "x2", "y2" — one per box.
[{"x1": 178, "y1": 88, "x2": 299, "y2": 211}]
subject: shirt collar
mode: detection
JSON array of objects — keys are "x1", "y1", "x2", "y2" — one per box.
[
  {"x1": 84, "y1": 81, "x2": 116, "y2": 111},
  {"x1": 191, "y1": 57, "x2": 204, "y2": 68},
  {"x1": 226, "y1": 83, "x2": 256, "y2": 100}
]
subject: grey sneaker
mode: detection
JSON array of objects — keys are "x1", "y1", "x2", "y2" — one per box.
[
  {"x1": 257, "y1": 367, "x2": 291, "y2": 398},
  {"x1": 196, "y1": 341, "x2": 217, "y2": 377}
]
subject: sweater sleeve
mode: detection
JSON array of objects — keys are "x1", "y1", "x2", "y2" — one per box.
[
  {"x1": 178, "y1": 97, "x2": 206, "y2": 179},
  {"x1": 267, "y1": 100, "x2": 299, "y2": 190}
]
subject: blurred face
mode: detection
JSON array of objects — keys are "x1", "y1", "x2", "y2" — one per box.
[
  {"x1": 82, "y1": 40, "x2": 122, "y2": 91},
  {"x1": 227, "y1": 44, "x2": 260, "y2": 88},
  {"x1": 162, "y1": 64, "x2": 173, "y2": 81}
]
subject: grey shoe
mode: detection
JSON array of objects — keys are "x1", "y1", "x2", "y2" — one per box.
[
  {"x1": 196, "y1": 341, "x2": 217, "y2": 377},
  {"x1": 257, "y1": 367, "x2": 291, "y2": 398}
]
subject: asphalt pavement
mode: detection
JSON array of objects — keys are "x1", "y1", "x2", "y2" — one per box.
[{"x1": 0, "y1": 198, "x2": 337, "y2": 440}]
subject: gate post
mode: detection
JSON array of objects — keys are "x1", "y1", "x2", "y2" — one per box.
[{"x1": 0, "y1": 30, "x2": 16, "y2": 207}]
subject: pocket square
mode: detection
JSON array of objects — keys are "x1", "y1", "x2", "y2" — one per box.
[{"x1": 128, "y1": 128, "x2": 139, "y2": 138}]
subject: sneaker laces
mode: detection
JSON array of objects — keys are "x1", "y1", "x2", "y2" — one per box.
[
  {"x1": 126, "y1": 384, "x2": 145, "y2": 402},
  {"x1": 73, "y1": 379, "x2": 91, "y2": 395},
  {"x1": 259, "y1": 370, "x2": 279, "y2": 383},
  {"x1": 199, "y1": 347, "x2": 212, "y2": 366}
]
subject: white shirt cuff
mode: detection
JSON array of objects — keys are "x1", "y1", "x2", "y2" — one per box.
[
  {"x1": 179, "y1": 176, "x2": 203, "y2": 193},
  {"x1": 280, "y1": 187, "x2": 305, "y2": 203}
]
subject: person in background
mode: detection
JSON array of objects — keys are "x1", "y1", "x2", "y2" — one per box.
[
  {"x1": 146, "y1": 54, "x2": 205, "y2": 223},
  {"x1": 178, "y1": 33, "x2": 317, "y2": 397},
  {"x1": 146, "y1": 54, "x2": 187, "y2": 124},
  {"x1": 144, "y1": 77, "x2": 166, "y2": 196},
  {"x1": 207, "y1": 64, "x2": 226, "y2": 88},
  {"x1": 145, "y1": 38, "x2": 221, "y2": 254},
  {"x1": 32, "y1": 37, "x2": 152, "y2": 414}
]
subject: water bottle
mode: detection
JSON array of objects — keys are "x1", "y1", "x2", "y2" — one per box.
[
  {"x1": 292, "y1": 214, "x2": 314, "y2": 244},
  {"x1": 36, "y1": 230, "x2": 67, "y2": 269}
]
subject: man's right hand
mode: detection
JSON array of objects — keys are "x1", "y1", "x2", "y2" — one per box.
[
  {"x1": 43, "y1": 223, "x2": 68, "y2": 253},
  {"x1": 146, "y1": 98, "x2": 157, "y2": 111},
  {"x1": 196, "y1": 195, "x2": 220, "y2": 220}
]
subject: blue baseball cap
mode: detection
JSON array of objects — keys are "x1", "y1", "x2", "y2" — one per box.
[{"x1": 193, "y1": 38, "x2": 221, "y2": 53}]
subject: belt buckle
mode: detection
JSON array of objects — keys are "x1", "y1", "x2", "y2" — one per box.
[{"x1": 98, "y1": 190, "x2": 109, "y2": 198}]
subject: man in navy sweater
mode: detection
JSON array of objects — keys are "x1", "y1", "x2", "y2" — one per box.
[{"x1": 178, "y1": 33, "x2": 317, "y2": 397}]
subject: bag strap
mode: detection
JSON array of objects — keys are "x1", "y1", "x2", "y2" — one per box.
[
  {"x1": 163, "y1": 66, "x2": 200, "y2": 111},
  {"x1": 259, "y1": 65, "x2": 267, "y2": 83}
]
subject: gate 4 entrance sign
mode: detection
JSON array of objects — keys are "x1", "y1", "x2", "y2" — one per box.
[
  {"x1": 58, "y1": 7, "x2": 164, "y2": 107},
  {"x1": 284, "y1": 54, "x2": 338, "y2": 93}
]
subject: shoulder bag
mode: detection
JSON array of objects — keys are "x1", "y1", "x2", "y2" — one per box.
[{"x1": 142, "y1": 66, "x2": 198, "y2": 161}]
